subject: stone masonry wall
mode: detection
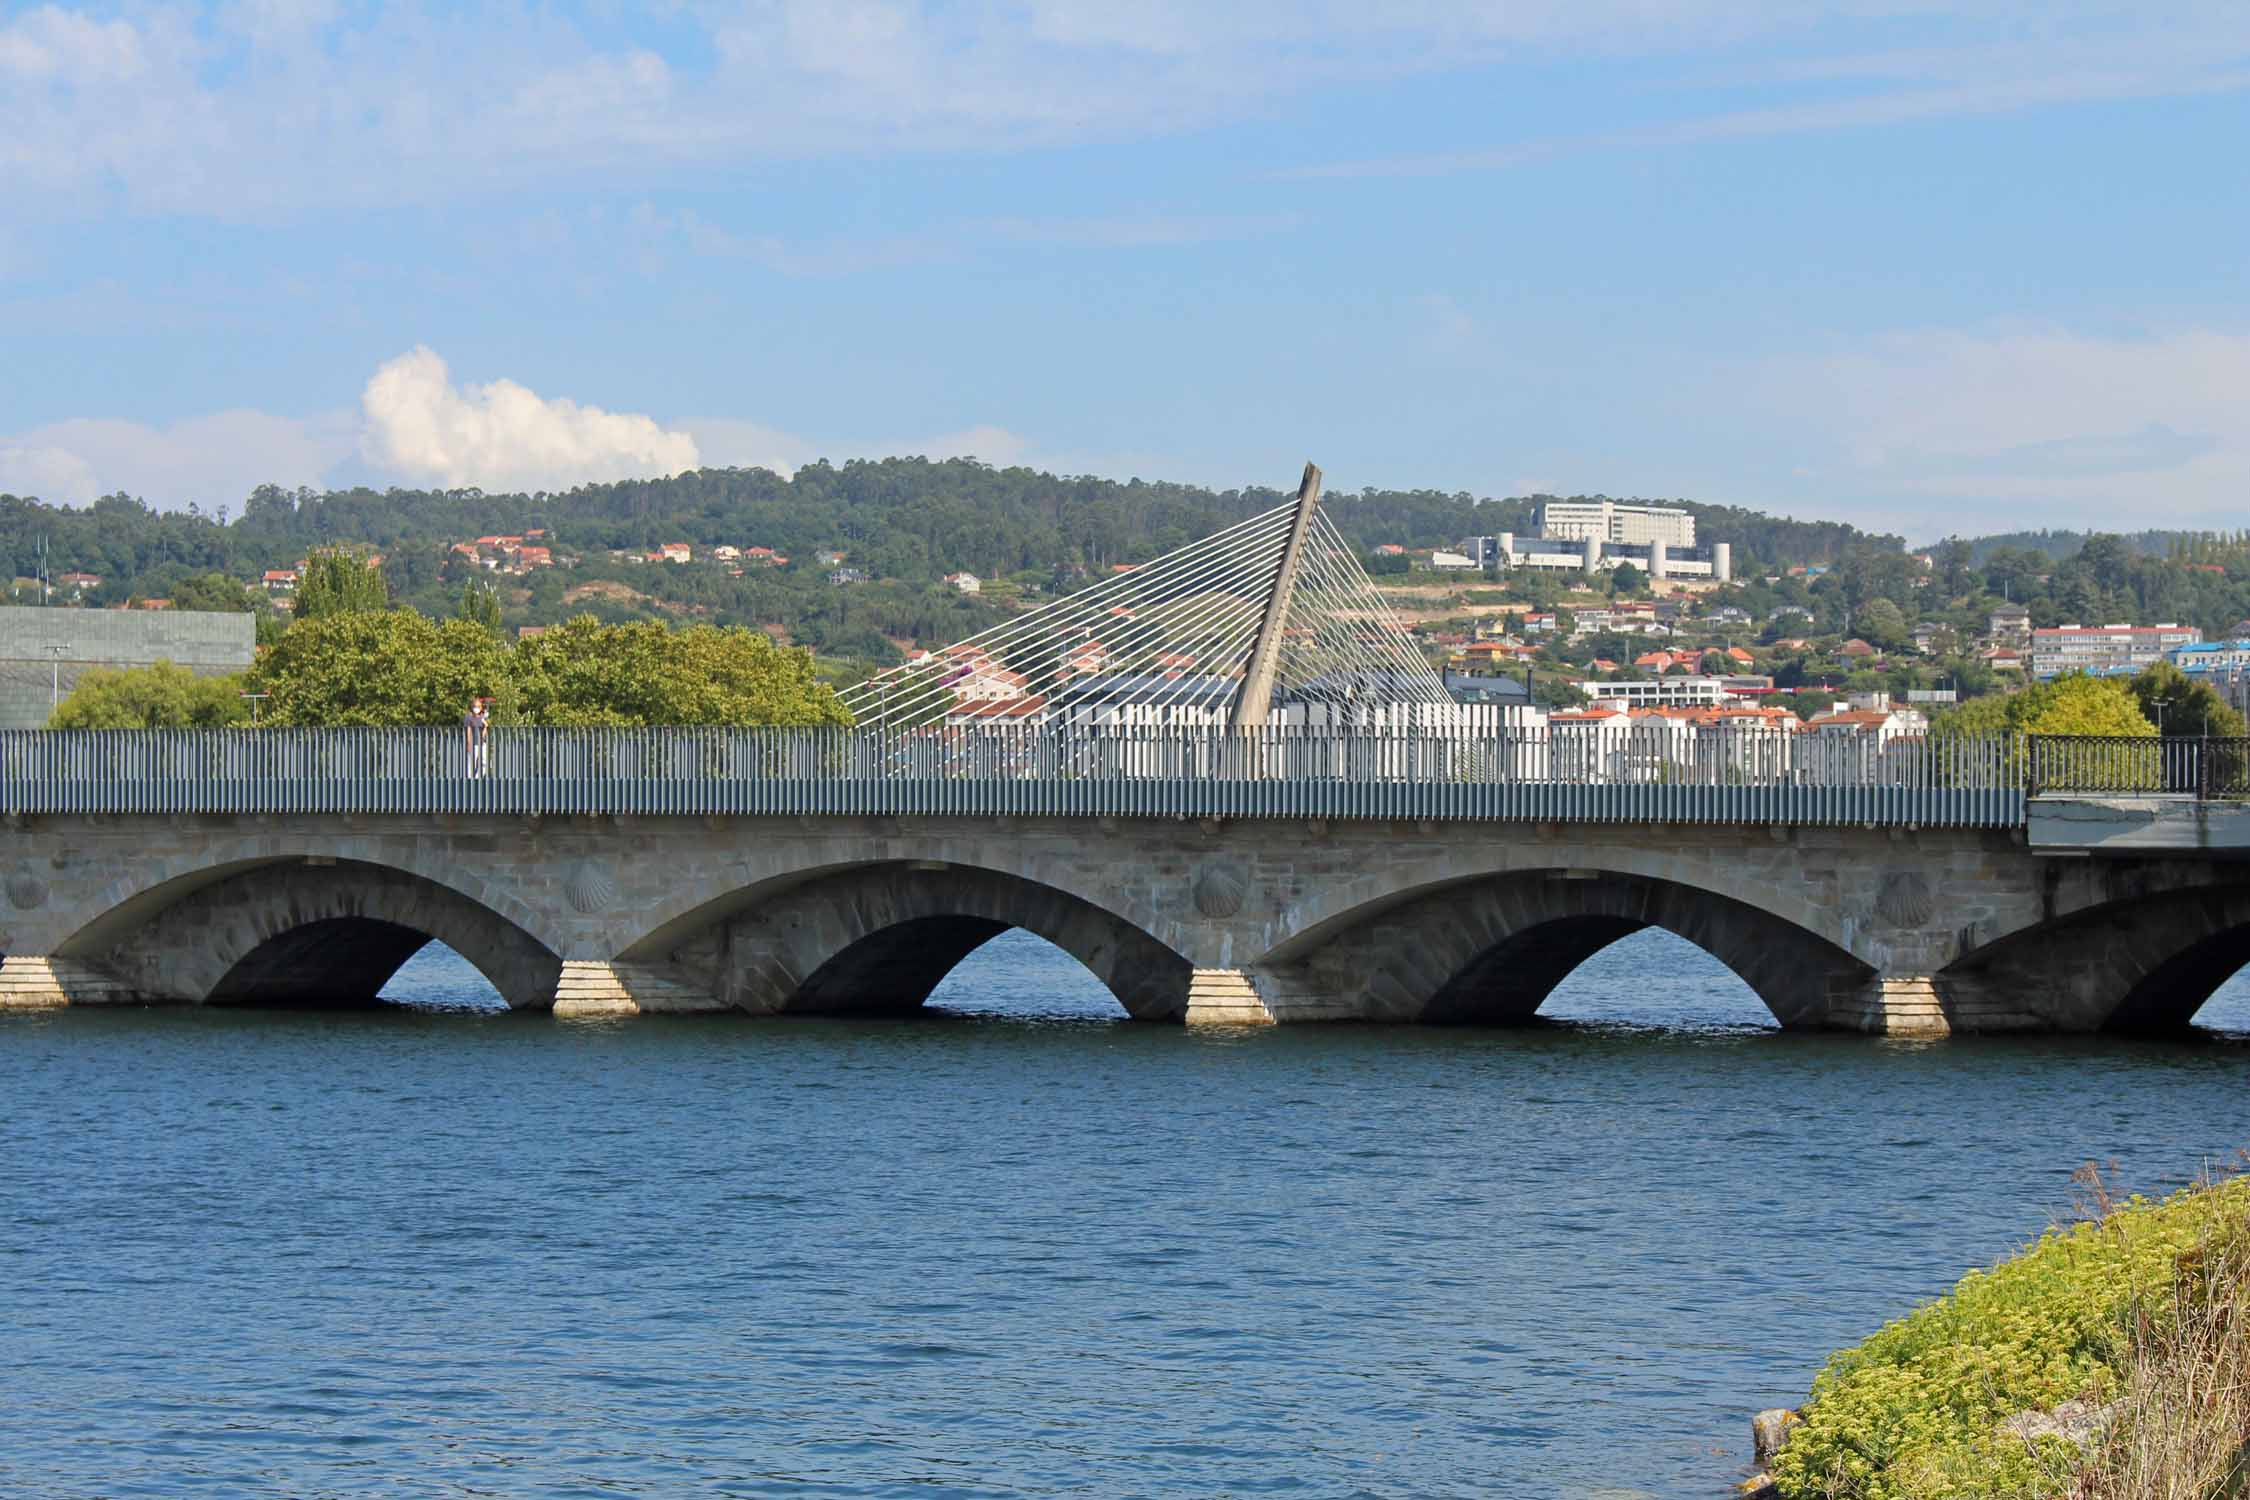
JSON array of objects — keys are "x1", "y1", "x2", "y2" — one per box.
[{"x1": 0, "y1": 809, "x2": 2242, "y2": 1032}]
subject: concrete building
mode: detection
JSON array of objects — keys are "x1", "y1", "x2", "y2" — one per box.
[
  {"x1": 1583, "y1": 675, "x2": 1730, "y2": 709},
  {"x1": 2030, "y1": 623, "x2": 2201, "y2": 679},
  {"x1": 2170, "y1": 640, "x2": 2250, "y2": 719},
  {"x1": 1988, "y1": 603, "x2": 2032, "y2": 649},
  {"x1": 1479, "y1": 531, "x2": 1732, "y2": 583},
  {"x1": 1535, "y1": 500, "x2": 1697, "y2": 549},
  {"x1": 0, "y1": 606, "x2": 257, "y2": 729}
]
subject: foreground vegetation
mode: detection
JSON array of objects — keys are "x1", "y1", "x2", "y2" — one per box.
[{"x1": 1775, "y1": 1168, "x2": 2250, "y2": 1499}]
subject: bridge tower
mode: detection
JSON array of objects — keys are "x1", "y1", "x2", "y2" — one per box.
[{"x1": 1228, "y1": 462, "x2": 1321, "y2": 730}]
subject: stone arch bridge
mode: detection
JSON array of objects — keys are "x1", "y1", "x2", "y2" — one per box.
[{"x1": 4, "y1": 752, "x2": 2247, "y2": 1034}]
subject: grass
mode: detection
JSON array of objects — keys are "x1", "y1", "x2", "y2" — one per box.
[{"x1": 1774, "y1": 1165, "x2": 2250, "y2": 1499}]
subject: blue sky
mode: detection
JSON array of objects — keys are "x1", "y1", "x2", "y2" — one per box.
[{"x1": 3, "y1": 1, "x2": 2246, "y2": 540}]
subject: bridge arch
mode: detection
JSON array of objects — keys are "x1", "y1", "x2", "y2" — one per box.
[
  {"x1": 64, "y1": 858, "x2": 564, "y2": 1010},
  {"x1": 1268, "y1": 841, "x2": 1869, "y2": 974},
  {"x1": 1253, "y1": 867, "x2": 1873, "y2": 1026},
  {"x1": 1941, "y1": 880, "x2": 2250, "y2": 1031},
  {"x1": 639, "y1": 862, "x2": 1195, "y2": 1020}
]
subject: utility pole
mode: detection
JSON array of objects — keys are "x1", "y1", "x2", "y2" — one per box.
[{"x1": 1230, "y1": 462, "x2": 1322, "y2": 730}]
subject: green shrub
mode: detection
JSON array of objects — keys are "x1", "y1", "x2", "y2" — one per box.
[{"x1": 1775, "y1": 1178, "x2": 2250, "y2": 1498}]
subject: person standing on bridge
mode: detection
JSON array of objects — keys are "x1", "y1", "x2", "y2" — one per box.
[{"x1": 463, "y1": 697, "x2": 491, "y2": 778}]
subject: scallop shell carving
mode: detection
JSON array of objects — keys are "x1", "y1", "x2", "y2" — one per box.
[
  {"x1": 1191, "y1": 861, "x2": 1248, "y2": 919},
  {"x1": 1874, "y1": 871, "x2": 1935, "y2": 929},
  {"x1": 564, "y1": 861, "x2": 617, "y2": 915},
  {"x1": 5, "y1": 871, "x2": 47, "y2": 911}
]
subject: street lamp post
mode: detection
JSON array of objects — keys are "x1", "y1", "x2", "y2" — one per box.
[{"x1": 45, "y1": 644, "x2": 67, "y2": 713}]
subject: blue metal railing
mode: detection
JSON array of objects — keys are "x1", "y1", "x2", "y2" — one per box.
[{"x1": 0, "y1": 725, "x2": 2027, "y2": 827}]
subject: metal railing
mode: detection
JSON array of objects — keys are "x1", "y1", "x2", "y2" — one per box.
[
  {"x1": 2027, "y1": 735, "x2": 2250, "y2": 799},
  {"x1": 0, "y1": 725, "x2": 2029, "y2": 827}
]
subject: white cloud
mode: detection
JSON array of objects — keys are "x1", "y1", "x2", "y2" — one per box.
[
  {"x1": 0, "y1": 443, "x2": 98, "y2": 503},
  {"x1": 682, "y1": 418, "x2": 821, "y2": 477},
  {"x1": 10, "y1": 2, "x2": 2246, "y2": 216},
  {"x1": 1286, "y1": 8, "x2": 2250, "y2": 178},
  {"x1": 1757, "y1": 326, "x2": 2250, "y2": 532},
  {"x1": 0, "y1": 409, "x2": 354, "y2": 509},
  {"x1": 360, "y1": 347, "x2": 700, "y2": 492},
  {"x1": 1, "y1": 348, "x2": 1034, "y2": 508}
]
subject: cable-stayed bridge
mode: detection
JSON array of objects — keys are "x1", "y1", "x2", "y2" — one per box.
[{"x1": 843, "y1": 464, "x2": 1462, "y2": 733}]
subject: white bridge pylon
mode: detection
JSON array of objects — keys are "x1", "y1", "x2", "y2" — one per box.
[{"x1": 842, "y1": 462, "x2": 1462, "y2": 733}]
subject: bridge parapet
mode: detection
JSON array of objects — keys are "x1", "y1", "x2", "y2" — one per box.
[{"x1": 0, "y1": 726, "x2": 2025, "y2": 829}]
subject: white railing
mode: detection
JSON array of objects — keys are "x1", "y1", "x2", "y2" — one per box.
[{"x1": 0, "y1": 725, "x2": 2027, "y2": 826}]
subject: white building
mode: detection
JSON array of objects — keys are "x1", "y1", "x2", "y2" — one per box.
[
  {"x1": 1536, "y1": 500, "x2": 1697, "y2": 549},
  {"x1": 1482, "y1": 531, "x2": 1732, "y2": 583},
  {"x1": 1582, "y1": 675, "x2": 1730, "y2": 709},
  {"x1": 2173, "y1": 640, "x2": 2250, "y2": 719},
  {"x1": 2173, "y1": 640, "x2": 2250, "y2": 675},
  {"x1": 944, "y1": 572, "x2": 983, "y2": 595},
  {"x1": 2030, "y1": 623, "x2": 2200, "y2": 678}
]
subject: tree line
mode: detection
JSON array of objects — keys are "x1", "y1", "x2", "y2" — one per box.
[{"x1": 49, "y1": 550, "x2": 848, "y2": 730}]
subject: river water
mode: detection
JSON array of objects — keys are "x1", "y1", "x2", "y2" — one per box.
[{"x1": 7, "y1": 932, "x2": 2250, "y2": 1499}]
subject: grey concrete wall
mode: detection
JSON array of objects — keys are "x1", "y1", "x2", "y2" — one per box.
[
  {"x1": 2, "y1": 807, "x2": 2245, "y2": 1032},
  {"x1": 0, "y1": 607, "x2": 256, "y2": 728}
]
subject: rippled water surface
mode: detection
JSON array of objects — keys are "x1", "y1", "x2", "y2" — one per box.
[{"x1": 9, "y1": 932, "x2": 2250, "y2": 1498}]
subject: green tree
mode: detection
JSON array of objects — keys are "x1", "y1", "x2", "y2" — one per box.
[
  {"x1": 1854, "y1": 596, "x2": 1909, "y2": 649},
  {"x1": 513, "y1": 617, "x2": 850, "y2": 727},
  {"x1": 1933, "y1": 674, "x2": 2157, "y2": 741},
  {"x1": 48, "y1": 662, "x2": 251, "y2": 728},
  {"x1": 1509, "y1": 570, "x2": 1564, "y2": 609},
  {"x1": 1930, "y1": 691, "x2": 2012, "y2": 743},
  {"x1": 2129, "y1": 660, "x2": 2248, "y2": 738},
  {"x1": 458, "y1": 578, "x2": 504, "y2": 635},
  {"x1": 295, "y1": 548, "x2": 390, "y2": 620},
  {"x1": 2026, "y1": 674, "x2": 2160, "y2": 737},
  {"x1": 170, "y1": 573, "x2": 261, "y2": 614},
  {"x1": 1607, "y1": 561, "x2": 1645, "y2": 595},
  {"x1": 250, "y1": 612, "x2": 511, "y2": 726}
]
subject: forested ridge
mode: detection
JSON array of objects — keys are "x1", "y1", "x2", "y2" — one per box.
[
  {"x1": 0, "y1": 461, "x2": 1905, "y2": 662},
  {"x1": 2, "y1": 460, "x2": 1897, "y2": 588}
]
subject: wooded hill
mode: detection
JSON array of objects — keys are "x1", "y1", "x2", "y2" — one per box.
[{"x1": 0, "y1": 461, "x2": 1906, "y2": 664}]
